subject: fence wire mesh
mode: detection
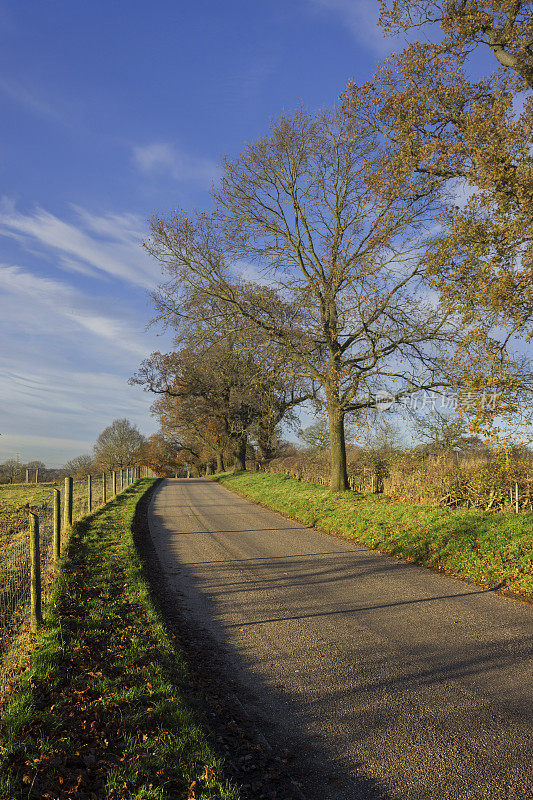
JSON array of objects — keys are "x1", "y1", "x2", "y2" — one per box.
[
  {"x1": 0, "y1": 465, "x2": 150, "y2": 703},
  {"x1": 0, "y1": 517, "x2": 31, "y2": 698}
]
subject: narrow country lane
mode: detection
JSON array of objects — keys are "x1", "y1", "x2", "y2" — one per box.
[{"x1": 147, "y1": 478, "x2": 533, "y2": 800}]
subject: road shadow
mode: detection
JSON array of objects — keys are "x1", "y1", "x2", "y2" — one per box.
[
  {"x1": 138, "y1": 480, "x2": 533, "y2": 800},
  {"x1": 134, "y1": 482, "x2": 392, "y2": 800}
]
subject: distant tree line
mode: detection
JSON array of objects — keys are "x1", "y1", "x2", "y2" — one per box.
[{"x1": 0, "y1": 459, "x2": 62, "y2": 485}]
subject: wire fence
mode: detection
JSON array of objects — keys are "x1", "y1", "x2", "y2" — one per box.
[{"x1": 0, "y1": 465, "x2": 154, "y2": 703}]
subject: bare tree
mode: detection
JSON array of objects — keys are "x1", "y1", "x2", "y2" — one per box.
[
  {"x1": 147, "y1": 107, "x2": 459, "y2": 490},
  {"x1": 93, "y1": 419, "x2": 145, "y2": 471},
  {"x1": 63, "y1": 454, "x2": 95, "y2": 478}
]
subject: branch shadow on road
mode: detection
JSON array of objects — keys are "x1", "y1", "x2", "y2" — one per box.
[
  {"x1": 141, "y1": 481, "x2": 533, "y2": 800},
  {"x1": 137, "y1": 488, "x2": 394, "y2": 800}
]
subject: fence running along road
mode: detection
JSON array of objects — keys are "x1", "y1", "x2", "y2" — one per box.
[{"x1": 0, "y1": 465, "x2": 154, "y2": 701}]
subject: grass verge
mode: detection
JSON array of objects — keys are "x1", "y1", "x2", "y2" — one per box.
[
  {"x1": 217, "y1": 471, "x2": 533, "y2": 599},
  {"x1": 0, "y1": 479, "x2": 240, "y2": 800}
]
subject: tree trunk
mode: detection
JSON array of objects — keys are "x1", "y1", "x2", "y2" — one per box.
[
  {"x1": 233, "y1": 435, "x2": 247, "y2": 472},
  {"x1": 216, "y1": 452, "x2": 225, "y2": 473},
  {"x1": 327, "y1": 396, "x2": 348, "y2": 492}
]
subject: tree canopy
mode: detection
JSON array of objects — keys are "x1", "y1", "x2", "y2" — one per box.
[{"x1": 93, "y1": 418, "x2": 145, "y2": 471}]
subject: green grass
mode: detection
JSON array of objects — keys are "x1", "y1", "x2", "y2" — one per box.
[
  {"x1": 0, "y1": 479, "x2": 240, "y2": 800},
  {"x1": 0, "y1": 483, "x2": 59, "y2": 537},
  {"x1": 217, "y1": 471, "x2": 533, "y2": 598}
]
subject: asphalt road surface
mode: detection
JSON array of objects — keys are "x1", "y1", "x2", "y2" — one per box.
[{"x1": 147, "y1": 478, "x2": 533, "y2": 800}]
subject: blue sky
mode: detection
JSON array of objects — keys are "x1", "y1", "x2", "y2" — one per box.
[{"x1": 0, "y1": 1, "x2": 397, "y2": 466}]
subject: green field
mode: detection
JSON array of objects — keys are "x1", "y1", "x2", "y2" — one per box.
[
  {"x1": 217, "y1": 471, "x2": 533, "y2": 599},
  {"x1": 0, "y1": 483, "x2": 58, "y2": 538}
]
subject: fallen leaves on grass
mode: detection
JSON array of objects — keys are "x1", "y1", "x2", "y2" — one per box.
[{"x1": 0, "y1": 485, "x2": 238, "y2": 800}]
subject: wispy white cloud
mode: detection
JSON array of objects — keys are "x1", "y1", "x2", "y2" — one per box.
[
  {"x1": 0, "y1": 76, "x2": 64, "y2": 122},
  {"x1": 132, "y1": 142, "x2": 220, "y2": 188},
  {"x1": 0, "y1": 264, "x2": 149, "y2": 358},
  {"x1": 0, "y1": 267, "x2": 161, "y2": 465},
  {"x1": 0, "y1": 360, "x2": 149, "y2": 420},
  {"x1": 307, "y1": 0, "x2": 391, "y2": 54},
  {"x1": 231, "y1": 259, "x2": 276, "y2": 286},
  {"x1": 56, "y1": 256, "x2": 105, "y2": 280},
  {"x1": 0, "y1": 201, "x2": 172, "y2": 465},
  {"x1": 0, "y1": 361, "x2": 153, "y2": 465},
  {"x1": 0, "y1": 202, "x2": 158, "y2": 288}
]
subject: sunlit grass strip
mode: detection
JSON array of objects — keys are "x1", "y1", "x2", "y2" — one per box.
[
  {"x1": 0, "y1": 479, "x2": 240, "y2": 800},
  {"x1": 217, "y1": 472, "x2": 533, "y2": 598}
]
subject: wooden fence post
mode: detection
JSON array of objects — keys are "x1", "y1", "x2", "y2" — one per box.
[
  {"x1": 87, "y1": 474, "x2": 93, "y2": 513},
  {"x1": 29, "y1": 513, "x2": 42, "y2": 632},
  {"x1": 35, "y1": 468, "x2": 39, "y2": 484},
  {"x1": 53, "y1": 488, "x2": 61, "y2": 562},
  {"x1": 102, "y1": 472, "x2": 107, "y2": 505},
  {"x1": 25, "y1": 468, "x2": 29, "y2": 484},
  {"x1": 112, "y1": 470, "x2": 117, "y2": 497},
  {"x1": 64, "y1": 476, "x2": 73, "y2": 529}
]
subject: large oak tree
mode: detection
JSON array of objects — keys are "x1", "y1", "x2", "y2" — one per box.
[{"x1": 146, "y1": 108, "x2": 460, "y2": 491}]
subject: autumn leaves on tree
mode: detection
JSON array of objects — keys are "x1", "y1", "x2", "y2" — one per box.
[
  {"x1": 134, "y1": 1, "x2": 532, "y2": 491},
  {"x1": 346, "y1": 1, "x2": 533, "y2": 421}
]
